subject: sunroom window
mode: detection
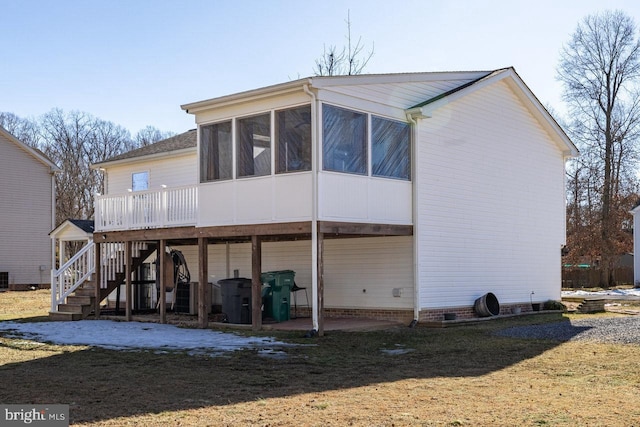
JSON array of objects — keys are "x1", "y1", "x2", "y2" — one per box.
[
  {"x1": 200, "y1": 121, "x2": 232, "y2": 182},
  {"x1": 276, "y1": 105, "x2": 311, "y2": 173},
  {"x1": 237, "y1": 113, "x2": 271, "y2": 178},
  {"x1": 322, "y1": 104, "x2": 367, "y2": 175},
  {"x1": 372, "y1": 116, "x2": 411, "y2": 180}
]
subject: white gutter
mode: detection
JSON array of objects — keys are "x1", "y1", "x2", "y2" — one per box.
[
  {"x1": 182, "y1": 79, "x2": 310, "y2": 114},
  {"x1": 303, "y1": 83, "x2": 320, "y2": 333}
]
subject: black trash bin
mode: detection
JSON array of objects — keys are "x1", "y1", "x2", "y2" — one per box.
[{"x1": 218, "y1": 278, "x2": 252, "y2": 324}]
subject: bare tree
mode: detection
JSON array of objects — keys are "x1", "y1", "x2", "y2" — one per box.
[
  {"x1": 39, "y1": 109, "x2": 134, "y2": 223},
  {"x1": 0, "y1": 112, "x2": 42, "y2": 149},
  {"x1": 314, "y1": 11, "x2": 374, "y2": 76},
  {"x1": 4, "y1": 108, "x2": 181, "y2": 226},
  {"x1": 135, "y1": 125, "x2": 175, "y2": 147},
  {"x1": 558, "y1": 10, "x2": 640, "y2": 286}
]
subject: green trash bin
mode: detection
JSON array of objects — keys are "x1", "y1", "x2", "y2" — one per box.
[{"x1": 261, "y1": 270, "x2": 295, "y2": 322}]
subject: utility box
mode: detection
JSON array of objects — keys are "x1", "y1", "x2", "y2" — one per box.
[
  {"x1": 261, "y1": 270, "x2": 294, "y2": 322},
  {"x1": 218, "y1": 278, "x2": 252, "y2": 324}
]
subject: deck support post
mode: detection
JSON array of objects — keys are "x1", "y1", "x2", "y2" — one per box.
[
  {"x1": 251, "y1": 235, "x2": 262, "y2": 331},
  {"x1": 94, "y1": 242, "x2": 101, "y2": 319},
  {"x1": 159, "y1": 239, "x2": 167, "y2": 324},
  {"x1": 125, "y1": 241, "x2": 132, "y2": 321},
  {"x1": 317, "y1": 231, "x2": 324, "y2": 336},
  {"x1": 198, "y1": 237, "x2": 208, "y2": 329}
]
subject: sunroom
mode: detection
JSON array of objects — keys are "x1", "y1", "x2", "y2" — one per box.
[{"x1": 90, "y1": 79, "x2": 416, "y2": 334}]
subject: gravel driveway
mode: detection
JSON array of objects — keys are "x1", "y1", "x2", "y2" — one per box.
[{"x1": 495, "y1": 316, "x2": 640, "y2": 345}]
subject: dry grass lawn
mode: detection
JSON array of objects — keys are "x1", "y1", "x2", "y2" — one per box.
[{"x1": 1, "y1": 289, "x2": 640, "y2": 426}]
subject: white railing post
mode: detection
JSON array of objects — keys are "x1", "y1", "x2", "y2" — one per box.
[{"x1": 161, "y1": 186, "x2": 167, "y2": 228}]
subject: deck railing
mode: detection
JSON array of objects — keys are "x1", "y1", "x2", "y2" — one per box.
[{"x1": 95, "y1": 185, "x2": 197, "y2": 232}]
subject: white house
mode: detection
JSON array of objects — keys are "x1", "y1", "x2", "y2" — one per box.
[
  {"x1": 0, "y1": 126, "x2": 60, "y2": 290},
  {"x1": 50, "y1": 68, "x2": 577, "y2": 333}
]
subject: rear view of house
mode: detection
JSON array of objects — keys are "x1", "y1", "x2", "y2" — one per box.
[
  {"x1": 0, "y1": 126, "x2": 59, "y2": 290},
  {"x1": 50, "y1": 68, "x2": 577, "y2": 333}
]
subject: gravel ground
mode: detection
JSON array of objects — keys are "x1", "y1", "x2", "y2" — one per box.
[{"x1": 495, "y1": 316, "x2": 640, "y2": 345}]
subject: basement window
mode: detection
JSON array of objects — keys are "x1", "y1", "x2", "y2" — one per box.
[{"x1": 0, "y1": 272, "x2": 8, "y2": 289}]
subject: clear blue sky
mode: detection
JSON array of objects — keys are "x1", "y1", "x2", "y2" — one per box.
[{"x1": 2, "y1": 0, "x2": 639, "y2": 135}]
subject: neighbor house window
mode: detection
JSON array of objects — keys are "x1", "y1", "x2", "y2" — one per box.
[
  {"x1": 371, "y1": 116, "x2": 411, "y2": 180},
  {"x1": 200, "y1": 121, "x2": 232, "y2": 182},
  {"x1": 237, "y1": 113, "x2": 271, "y2": 178},
  {"x1": 0, "y1": 272, "x2": 8, "y2": 289},
  {"x1": 276, "y1": 105, "x2": 311, "y2": 173},
  {"x1": 132, "y1": 171, "x2": 149, "y2": 191},
  {"x1": 322, "y1": 104, "x2": 367, "y2": 175}
]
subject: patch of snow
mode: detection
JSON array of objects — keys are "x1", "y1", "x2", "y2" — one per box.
[
  {"x1": 562, "y1": 288, "x2": 640, "y2": 297},
  {"x1": 0, "y1": 320, "x2": 293, "y2": 357}
]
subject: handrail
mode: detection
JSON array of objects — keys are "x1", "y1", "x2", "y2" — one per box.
[
  {"x1": 50, "y1": 240, "x2": 151, "y2": 312},
  {"x1": 51, "y1": 241, "x2": 95, "y2": 311}
]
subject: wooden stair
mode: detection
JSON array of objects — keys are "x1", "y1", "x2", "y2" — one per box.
[
  {"x1": 49, "y1": 243, "x2": 156, "y2": 321},
  {"x1": 576, "y1": 298, "x2": 605, "y2": 313}
]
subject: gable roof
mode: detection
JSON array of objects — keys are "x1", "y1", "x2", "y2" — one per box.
[
  {"x1": 68, "y1": 219, "x2": 95, "y2": 234},
  {"x1": 0, "y1": 125, "x2": 61, "y2": 172},
  {"x1": 181, "y1": 70, "x2": 495, "y2": 114},
  {"x1": 406, "y1": 68, "x2": 578, "y2": 157},
  {"x1": 99, "y1": 68, "x2": 573, "y2": 163},
  {"x1": 50, "y1": 219, "x2": 94, "y2": 239},
  {"x1": 92, "y1": 129, "x2": 197, "y2": 168}
]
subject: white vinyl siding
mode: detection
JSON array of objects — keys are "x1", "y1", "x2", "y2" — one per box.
[
  {"x1": 415, "y1": 80, "x2": 565, "y2": 309},
  {"x1": 0, "y1": 134, "x2": 54, "y2": 286},
  {"x1": 106, "y1": 153, "x2": 196, "y2": 194},
  {"x1": 175, "y1": 236, "x2": 413, "y2": 310}
]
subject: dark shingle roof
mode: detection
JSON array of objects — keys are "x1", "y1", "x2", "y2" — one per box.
[
  {"x1": 69, "y1": 219, "x2": 95, "y2": 233},
  {"x1": 95, "y1": 129, "x2": 196, "y2": 166}
]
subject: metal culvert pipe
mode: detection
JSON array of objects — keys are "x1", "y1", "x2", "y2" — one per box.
[{"x1": 474, "y1": 292, "x2": 500, "y2": 317}]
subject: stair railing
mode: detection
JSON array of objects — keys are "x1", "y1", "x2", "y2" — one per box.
[
  {"x1": 51, "y1": 240, "x2": 95, "y2": 312},
  {"x1": 51, "y1": 240, "x2": 151, "y2": 312}
]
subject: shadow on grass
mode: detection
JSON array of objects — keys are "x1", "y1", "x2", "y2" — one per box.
[{"x1": 0, "y1": 313, "x2": 585, "y2": 424}]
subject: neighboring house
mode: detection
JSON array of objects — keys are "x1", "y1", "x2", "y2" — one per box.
[
  {"x1": 0, "y1": 126, "x2": 60, "y2": 290},
  {"x1": 51, "y1": 68, "x2": 577, "y2": 333}
]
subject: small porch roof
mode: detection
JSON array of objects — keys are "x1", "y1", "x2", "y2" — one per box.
[{"x1": 50, "y1": 219, "x2": 94, "y2": 241}]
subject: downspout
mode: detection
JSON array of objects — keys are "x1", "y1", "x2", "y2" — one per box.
[
  {"x1": 405, "y1": 112, "x2": 420, "y2": 325},
  {"x1": 50, "y1": 169, "x2": 57, "y2": 309},
  {"x1": 405, "y1": 106, "x2": 430, "y2": 326},
  {"x1": 303, "y1": 83, "x2": 319, "y2": 333}
]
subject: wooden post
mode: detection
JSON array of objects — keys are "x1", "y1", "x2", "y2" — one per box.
[
  {"x1": 251, "y1": 235, "x2": 262, "y2": 331},
  {"x1": 94, "y1": 241, "x2": 101, "y2": 319},
  {"x1": 317, "y1": 231, "x2": 324, "y2": 336},
  {"x1": 125, "y1": 241, "x2": 132, "y2": 321},
  {"x1": 159, "y1": 239, "x2": 167, "y2": 324},
  {"x1": 198, "y1": 237, "x2": 208, "y2": 329}
]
